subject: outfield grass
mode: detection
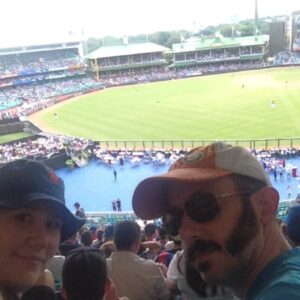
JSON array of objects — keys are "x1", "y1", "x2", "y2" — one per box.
[
  {"x1": 0, "y1": 132, "x2": 32, "y2": 144},
  {"x1": 30, "y1": 67, "x2": 300, "y2": 142}
]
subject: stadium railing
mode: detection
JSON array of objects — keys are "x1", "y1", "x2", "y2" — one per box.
[{"x1": 96, "y1": 138, "x2": 300, "y2": 151}]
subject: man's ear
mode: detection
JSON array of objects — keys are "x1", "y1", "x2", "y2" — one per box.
[
  {"x1": 281, "y1": 223, "x2": 288, "y2": 237},
  {"x1": 252, "y1": 186, "x2": 279, "y2": 225},
  {"x1": 104, "y1": 278, "x2": 119, "y2": 300},
  {"x1": 61, "y1": 286, "x2": 67, "y2": 300},
  {"x1": 105, "y1": 278, "x2": 113, "y2": 291}
]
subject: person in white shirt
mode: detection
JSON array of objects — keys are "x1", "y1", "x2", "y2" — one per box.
[{"x1": 106, "y1": 221, "x2": 170, "y2": 300}]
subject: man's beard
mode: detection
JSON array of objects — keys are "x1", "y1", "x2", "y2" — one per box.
[{"x1": 185, "y1": 197, "x2": 260, "y2": 289}]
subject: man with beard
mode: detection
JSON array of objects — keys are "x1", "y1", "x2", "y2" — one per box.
[
  {"x1": 167, "y1": 248, "x2": 235, "y2": 299},
  {"x1": 132, "y1": 142, "x2": 300, "y2": 299}
]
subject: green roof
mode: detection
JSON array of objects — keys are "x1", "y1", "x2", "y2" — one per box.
[
  {"x1": 86, "y1": 42, "x2": 170, "y2": 59},
  {"x1": 172, "y1": 35, "x2": 269, "y2": 52}
]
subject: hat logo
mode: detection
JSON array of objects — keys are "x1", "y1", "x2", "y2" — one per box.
[
  {"x1": 49, "y1": 171, "x2": 60, "y2": 185},
  {"x1": 182, "y1": 152, "x2": 205, "y2": 164}
]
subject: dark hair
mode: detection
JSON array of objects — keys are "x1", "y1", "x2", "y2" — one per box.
[
  {"x1": 158, "y1": 227, "x2": 167, "y2": 239},
  {"x1": 81, "y1": 230, "x2": 93, "y2": 247},
  {"x1": 144, "y1": 223, "x2": 157, "y2": 237},
  {"x1": 1, "y1": 288, "x2": 20, "y2": 300},
  {"x1": 21, "y1": 286, "x2": 55, "y2": 300},
  {"x1": 89, "y1": 226, "x2": 97, "y2": 232},
  {"x1": 96, "y1": 229, "x2": 104, "y2": 240},
  {"x1": 286, "y1": 205, "x2": 300, "y2": 245},
  {"x1": 104, "y1": 225, "x2": 115, "y2": 241},
  {"x1": 114, "y1": 221, "x2": 141, "y2": 251},
  {"x1": 62, "y1": 247, "x2": 107, "y2": 300},
  {"x1": 229, "y1": 174, "x2": 266, "y2": 194}
]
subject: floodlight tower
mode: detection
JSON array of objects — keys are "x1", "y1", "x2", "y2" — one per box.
[{"x1": 254, "y1": 0, "x2": 258, "y2": 40}]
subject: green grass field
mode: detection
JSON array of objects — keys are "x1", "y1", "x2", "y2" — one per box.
[
  {"x1": 30, "y1": 67, "x2": 300, "y2": 143},
  {"x1": 0, "y1": 132, "x2": 32, "y2": 144}
]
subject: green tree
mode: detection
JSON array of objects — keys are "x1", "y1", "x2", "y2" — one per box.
[
  {"x1": 236, "y1": 21, "x2": 254, "y2": 36},
  {"x1": 86, "y1": 38, "x2": 102, "y2": 53},
  {"x1": 200, "y1": 26, "x2": 216, "y2": 37},
  {"x1": 128, "y1": 34, "x2": 148, "y2": 43},
  {"x1": 166, "y1": 31, "x2": 181, "y2": 49},
  {"x1": 258, "y1": 20, "x2": 270, "y2": 34},
  {"x1": 101, "y1": 36, "x2": 123, "y2": 46},
  {"x1": 149, "y1": 31, "x2": 172, "y2": 47},
  {"x1": 218, "y1": 24, "x2": 233, "y2": 37}
]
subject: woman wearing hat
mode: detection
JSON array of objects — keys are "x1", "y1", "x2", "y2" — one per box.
[{"x1": 0, "y1": 159, "x2": 85, "y2": 299}]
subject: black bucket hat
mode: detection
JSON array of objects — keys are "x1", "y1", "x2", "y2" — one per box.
[{"x1": 0, "y1": 159, "x2": 85, "y2": 241}]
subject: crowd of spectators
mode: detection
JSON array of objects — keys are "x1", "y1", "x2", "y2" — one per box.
[
  {"x1": 0, "y1": 49, "x2": 85, "y2": 78},
  {"x1": 100, "y1": 52, "x2": 163, "y2": 67},
  {"x1": 175, "y1": 46, "x2": 264, "y2": 63},
  {"x1": 0, "y1": 76, "x2": 102, "y2": 101},
  {"x1": 274, "y1": 50, "x2": 300, "y2": 65},
  {"x1": 93, "y1": 145, "x2": 300, "y2": 181},
  {"x1": 97, "y1": 60, "x2": 268, "y2": 87},
  {"x1": 176, "y1": 61, "x2": 268, "y2": 77},
  {"x1": 2, "y1": 129, "x2": 297, "y2": 193},
  {"x1": 0, "y1": 47, "x2": 104, "y2": 119},
  {"x1": 49, "y1": 219, "x2": 235, "y2": 299},
  {"x1": 0, "y1": 69, "x2": 87, "y2": 88},
  {"x1": 0, "y1": 134, "x2": 90, "y2": 164},
  {"x1": 98, "y1": 69, "x2": 175, "y2": 86},
  {"x1": 0, "y1": 76, "x2": 104, "y2": 119},
  {"x1": 292, "y1": 37, "x2": 300, "y2": 50}
]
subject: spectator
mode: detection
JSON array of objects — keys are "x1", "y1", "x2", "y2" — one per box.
[
  {"x1": 156, "y1": 239, "x2": 182, "y2": 268},
  {"x1": 80, "y1": 230, "x2": 93, "y2": 247},
  {"x1": 284, "y1": 205, "x2": 300, "y2": 247},
  {"x1": 89, "y1": 225, "x2": 98, "y2": 240},
  {"x1": 106, "y1": 221, "x2": 171, "y2": 300},
  {"x1": 0, "y1": 159, "x2": 85, "y2": 299},
  {"x1": 74, "y1": 202, "x2": 86, "y2": 218},
  {"x1": 22, "y1": 269, "x2": 56, "y2": 300},
  {"x1": 141, "y1": 223, "x2": 160, "y2": 260},
  {"x1": 100, "y1": 225, "x2": 115, "y2": 258},
  {"x1": 133, "y1": 142, "x2": 300, "y2": 299},
  {"x1": 47, "y1": 254, "x2": 65, "y2": 286},
  {"x1": 144, "y1": 223, "x2": 158, "y2": 241},
  {"x1": 112, "y1": 199, "x2": 117, "y2": 211},
  {"x1": 92, "y1": 229, "x2": 104, "y2": 248},
  {"x1": 157, "y1": 227, "x2": 169, "y2": 250},
  {"x1": 287, "y1": 185, "x2": 293, "y2": 199},
  {"x1": 61, "y1": 247, "x2": 128, "y2": 300},
  {"x1": 59, "y1": 233, "x2": 81, "y2": 256},
  {"x1": 116, "y1": 198, "x2": 122, "y2": 211}
]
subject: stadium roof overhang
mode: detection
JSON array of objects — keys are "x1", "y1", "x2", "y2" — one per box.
[
  {"x1": 0, "y1": 41, "x2": 82, "y2": 56},
  {"x1": 85, "y1": 42, "x2": 170, "y2": 60}
]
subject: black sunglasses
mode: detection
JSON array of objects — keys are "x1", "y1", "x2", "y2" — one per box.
[{"x1": 163, "y1": 191, "x2": 251, "y2": 239}]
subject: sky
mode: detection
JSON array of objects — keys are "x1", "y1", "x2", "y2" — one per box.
[{"x1": 0, "y1": 0, "x2": 299, "y2": 48}]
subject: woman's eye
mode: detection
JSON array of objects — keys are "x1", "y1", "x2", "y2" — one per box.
[
  {"x1": 16, "y1": 213, "x2": 32, "y2": 223},
  {"x1": 47, "y1": 219, "x2": 62, "y2": 230}
]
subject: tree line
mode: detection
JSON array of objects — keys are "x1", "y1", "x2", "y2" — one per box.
[{"x1": 86, "y1": 15, "x2": 288, "y2": 53}]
